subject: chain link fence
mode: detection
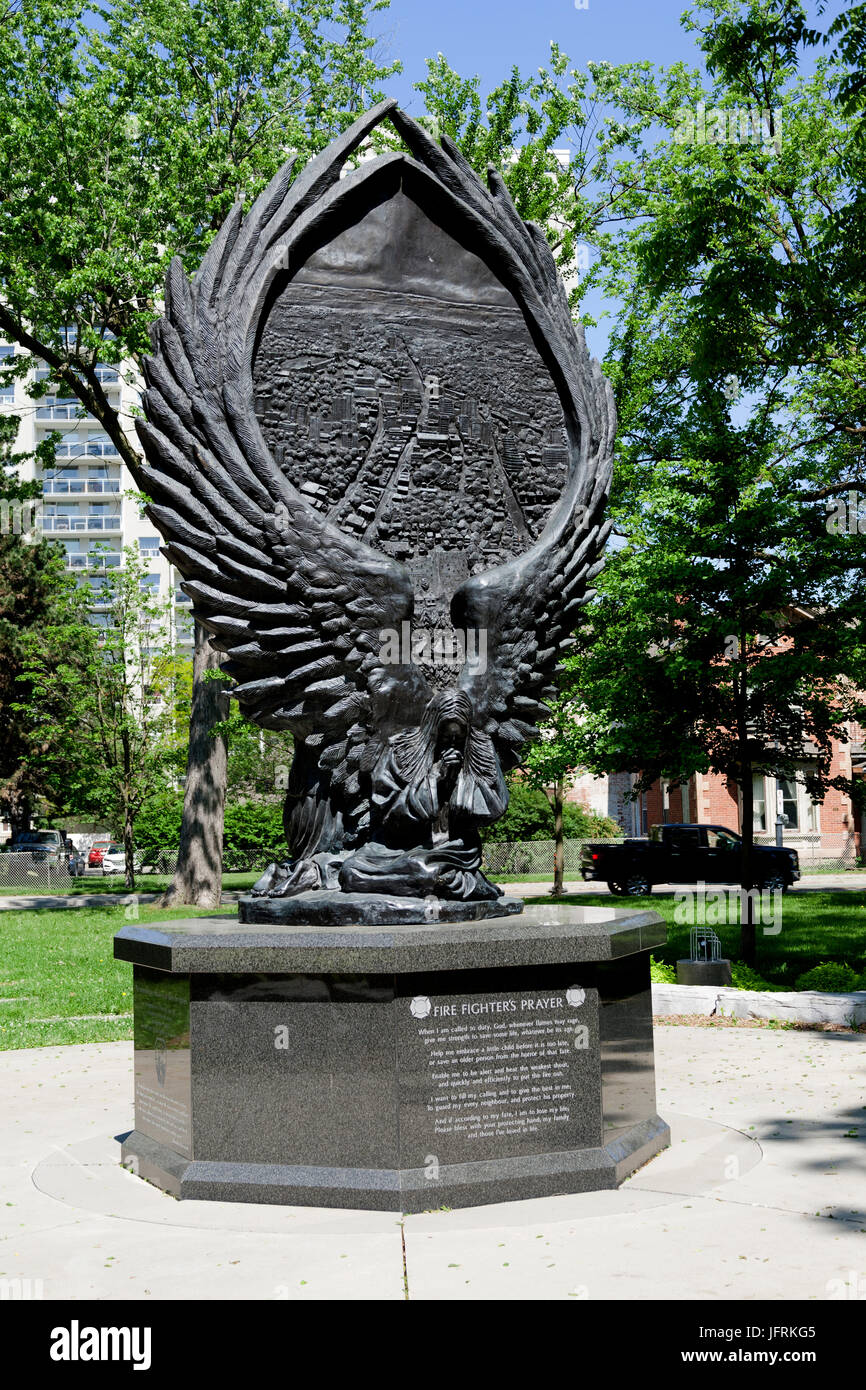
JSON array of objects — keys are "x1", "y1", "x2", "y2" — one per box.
[
  {"x1": 0, "y1": 851, "x2": 78, "y2": 891},
  {"x1": 755, "y1": 833, "x2": 859, "y2": 872},
  {"x1": 482, "y1": 834, "x2": 861, "y2": 878},
  {"x1": 142, "y1": 851, "x2": 284, "y2": 877},
  {"x1": 481, "y1": 838, "x2": 601, "y2": 877}
]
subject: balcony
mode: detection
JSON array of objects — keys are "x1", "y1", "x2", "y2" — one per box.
[
  {"x1": 36, "y1": 404, "x2": 91, "y2": 422},
  {"x1": 35, "y1": 365, "x2": 120, "y2": 386},
  {"x1": 42, "y1": 442, "x2": 121, "y2": 458},
  {"x1": 66, "y1": 552, "x2": 121, "y2": 570},
  {"x1": 43, "y1": 515, "x2": 121, "y2": 534},
  {"x1": 43, "y1": 478, "x2": 120, "y2": 495}
]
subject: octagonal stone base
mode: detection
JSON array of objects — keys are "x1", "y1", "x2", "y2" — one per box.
[{"x1": 114, "y1": 903, "x2": 670, "y2": 1212}]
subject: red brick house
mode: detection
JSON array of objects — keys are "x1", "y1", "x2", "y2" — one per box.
[{"x1": 566, "y1": 721, "x2": 864, "y2": 868}]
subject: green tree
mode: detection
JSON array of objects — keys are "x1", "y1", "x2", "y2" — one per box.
[
  {"x1": 414, "y1": 46, "x2": 693, "y2": 306},
  {"x1": 0, "y1": 409, "x2": 96, "y2": 833},
  {"x1": 0, "y1": 0, "x2": 399, "y2": 902},
  {"x1": 481, "y1": 780, "x2": 558, "y2": 845},
  {"x1": 521, "y1": 696, "x2": 589, "y2": 896},
  {"x1": 16, "y1": 547, "x2": 185, "y2": 888},
  {"x1": 410, "y1": 20, "x2": 865, "y2": 953},
  {"x1": 565, "y1": 0, "x2": 866, "y2": 962}
]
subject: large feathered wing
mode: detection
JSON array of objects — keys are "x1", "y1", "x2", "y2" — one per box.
[{"x1": 131, "y1": 102, "x2": 432, "y2": 851}]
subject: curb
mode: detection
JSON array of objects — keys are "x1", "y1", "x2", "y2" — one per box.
[{"x1": 652, "y1": 982, "x2": 866, "y2": 1026}]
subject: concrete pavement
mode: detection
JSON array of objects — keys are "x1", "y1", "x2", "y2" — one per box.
[
  {"x1": 2, "y1": 1025, "x2": 864, "y2": 1301},
  {"x1": 500, "y1": 874, "x2": 866, "y2": 897}
]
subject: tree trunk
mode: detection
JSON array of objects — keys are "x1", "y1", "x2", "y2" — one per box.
[
  {"x1": 739, "y1": 764, "x2": 756, "y2": 966},
  {"x1": 124, "y1": 805, "x2": 136, "y2": 893},
  {"x1": 159, "y1": 624, "x2": 228, "y2": 908},
  {"x1": 734, "y1": 626, "x2": 756, "y2": 965},
  {"x1": 552, "y1": 779, "x2": 565, "y2": 896},
  {"x1": 3, "y1": 789, "x2": 32, "y2": 839}
]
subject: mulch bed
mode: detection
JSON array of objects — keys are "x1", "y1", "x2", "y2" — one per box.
[{"x1": 654, "y1": 1013, "x2": 866, "y2": 1033}]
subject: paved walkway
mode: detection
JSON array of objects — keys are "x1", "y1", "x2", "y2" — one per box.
[
  {"x1": 502, "y1": 874, "x2": 866, "y2": 897},
  {"x1": 2, "y1": 1026, "x2": 864, "y2": 1300}
]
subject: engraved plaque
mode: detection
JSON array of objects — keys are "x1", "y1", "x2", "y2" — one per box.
[{"x1": 397, "y1": 979, "x2": 602, "y2": 1168}]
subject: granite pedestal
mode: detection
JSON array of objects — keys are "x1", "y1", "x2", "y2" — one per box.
[{"x1": 114, "y1": 903, "x2": 669, "y2": 1212}]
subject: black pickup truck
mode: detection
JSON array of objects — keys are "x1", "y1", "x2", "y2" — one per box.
[{"x1": 580, "y1": 823, "x2": 800, "y2": 896}]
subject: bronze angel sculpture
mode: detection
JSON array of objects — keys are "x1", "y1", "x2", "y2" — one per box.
[{"x1": 133, "y1": 101, "x2": 615, "y2": 919}]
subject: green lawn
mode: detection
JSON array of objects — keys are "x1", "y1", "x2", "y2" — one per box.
[
  {"x1": 526, "y1": 889, "x2": 866, "y2": 987},
  {"x1": 1, "y1": 890, "x2": 864, "y2": 1052},
  {"x1": 0, "y1": 904, "x2": 235, "y2": 1050}
]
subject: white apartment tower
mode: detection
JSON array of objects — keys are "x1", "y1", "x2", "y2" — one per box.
[{"x1": 0, "y1": 341, "x2": 193, "y2": 648}]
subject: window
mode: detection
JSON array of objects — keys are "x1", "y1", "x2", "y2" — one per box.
[
  {"x1": 139, "y1": 573, "x2": 160, "y2": 591},
  {"x1": 752, "y1": 774, "x2": 767, "y2": 831},
  {"x1": 667, "y1": 827, "x2": 700, "y2": 852},
  {"x1": 87, "y1": 434, "x2": 115, "y2": 456},
  {"x1": 778, "y1": 776, "x2": 799, "y2": 830},
  {"x1": 139, "y1": 537, "x2": 160, "y2": 555},
  {"x1": 707, "y1": 828, "x2": 739, "y2": 851},
  {"x1": 0, "y1": 345, "x2": 14, "y2": 403},
  {"x1": 54, "y1": 436, "x2": 84, "y2": 459}
]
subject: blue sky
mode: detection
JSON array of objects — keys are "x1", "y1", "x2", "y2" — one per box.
[
  {"x1": 372, "y1": 0, "x2": 842, "y2": 357},
  {"x1": 377, "y1": 0, "x2": 842, "y2": 111},
  {"x1": 379, "y1": 0, "x2": 704, "y2": 109},
  {"x1": 376, "y1": 0, "x2": 711, "y2": 356}
]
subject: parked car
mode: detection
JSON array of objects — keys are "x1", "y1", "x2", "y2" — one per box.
[
  {"x1": 9, "y1": 828, "x2": 66, "y2": 864},
  {"x1": 580, "y1": 823, "x2": 800, "y2": 896},
  {"x1": 88, "y1": 838, "x2": 113, "y2": 868},
  {"x1": 65, "y1": 838, "x2": 86, "y2": 875},
  {"x1": 101, "y1": 843, "x2": 144, "y2": 875}
]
